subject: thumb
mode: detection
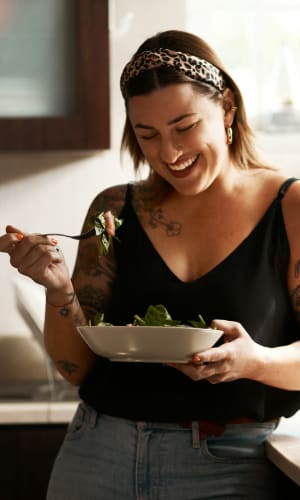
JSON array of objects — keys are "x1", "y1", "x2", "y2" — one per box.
[
  {"x1": 6, "y1": 225, "x2": 23, "y2": 234},
  {"x1": 103, "y1": 211, "x2": 115, "y2": 237}
]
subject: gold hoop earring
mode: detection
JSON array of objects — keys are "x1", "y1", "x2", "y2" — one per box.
[{"x1": 226, "y1": 127, "x2": 233, "y2": 145}]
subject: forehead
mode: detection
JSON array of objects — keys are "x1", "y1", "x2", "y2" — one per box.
[{"x1": 127, "y1": 83, "x2": 219, "y2": 124}]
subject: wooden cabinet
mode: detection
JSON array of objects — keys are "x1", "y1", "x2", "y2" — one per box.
[
  {"x1": 0, "y1": 0, "x2": 109, "y2": 151},
  {"x1": 0, "y1": 424, "x2": 67, "y2": 500}
]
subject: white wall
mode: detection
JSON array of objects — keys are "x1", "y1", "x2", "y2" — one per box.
[
  {"x1": 0, "y1": 0, "x2": 187, "y2": 335},
  {"x1": 1, "y1": 0, "x2": 300, "y2": 336}
]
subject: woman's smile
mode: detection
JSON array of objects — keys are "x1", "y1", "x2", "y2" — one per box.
[
  {"x1": 128, "y1": 84, "x2": 230, "y2": 194},
  {"x1": 167, "y1": 154, "x2": 199, "y2": 173}
]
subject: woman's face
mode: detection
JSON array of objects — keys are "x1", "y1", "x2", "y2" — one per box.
[{"x1": 127, "y1": 83, "x2": 233, "y2": 196}]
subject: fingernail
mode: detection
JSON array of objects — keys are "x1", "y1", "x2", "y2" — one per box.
[
  {"x1": 51, "y1": 239, "x2": 58, "y2": 245},
  {"x1": 192, "y1": 355, "x2": 201, "y2": 362},
  {"x1": 16, "y1": 233, "x2": 24, "y2": 241}
]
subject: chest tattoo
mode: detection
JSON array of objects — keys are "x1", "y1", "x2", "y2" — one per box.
[
  {"x1": 149, "y1": 208, "x2": 181, "y2": 236},
  {"x1": 295, "y1": 259, "x2": 300, "y2": 278}
]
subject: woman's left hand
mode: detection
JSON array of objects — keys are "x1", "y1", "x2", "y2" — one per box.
[{"x1": 168, "y1": 319, "x2": 263, "y2": 383}]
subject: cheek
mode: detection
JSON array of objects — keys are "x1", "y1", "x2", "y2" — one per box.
[{"x1": 138, "y1": 141, "x2": 157, "y2": 161}]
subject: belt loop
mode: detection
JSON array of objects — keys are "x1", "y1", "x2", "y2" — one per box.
[{"x1": 191, "y1": 421, "x2": 200, "y2": 448}]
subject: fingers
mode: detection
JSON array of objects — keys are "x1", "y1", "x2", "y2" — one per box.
[
  {"x1": 1, "y1": 229, "x2": 61, "y2": 273},
  {"x1": 104, "y1": 210, "x2": 115, "y2": 237},
  {"x1": 11, "y1": 241, "x2": 62, "y2": 275},
  {"x1": 0, "y1": 229, "x2": 25, "y2": 254},
  {"x1": 6, "y1": 225, "x2": 24, "y2": 234},
  {"x1": 167, "y1": 361, "x2": 224, "y2": 383}
]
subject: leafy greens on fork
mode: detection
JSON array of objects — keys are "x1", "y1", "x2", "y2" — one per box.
[{"x1": 88, "y1": 212, "x2": 123, "y2": 256}]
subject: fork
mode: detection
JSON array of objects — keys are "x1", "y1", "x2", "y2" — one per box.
[{"x1": 40, "y1": 228, "x2": 96, "y2": 240}]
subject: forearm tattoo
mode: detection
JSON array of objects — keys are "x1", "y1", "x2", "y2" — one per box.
[
  {"x1": 295, "y1": 259, "x2": 300, "y2": 278},
  {"x1": 291, "y1": 284, "x2": 300, "y2": 309},
  {"x1": 76, "y1": 285, "x2": 106, "y2": 320},
  {"x1": 149, "y1": 208, "x2": 181, "y2": 236},
  {"x1": 291, "y1": 284, "x2": 300, "y2": 325},
  {"x1": 56, "y1": 295, "x2": 79, "y2": 318},
  {"x1": 57, "y1": 360, "x2": 79, "y2": 375}
]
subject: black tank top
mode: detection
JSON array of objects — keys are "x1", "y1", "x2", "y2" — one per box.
[{"x1": 79, "y1": 177, "x2": 300, "y2": 421}]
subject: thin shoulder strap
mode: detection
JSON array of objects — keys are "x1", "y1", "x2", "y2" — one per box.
[
  {"x1": 118, "y1": 182, "x2": 133, "y2": 218},
  {"x1": 277, "y1": 177, "x2": 299, "y2": 200}
]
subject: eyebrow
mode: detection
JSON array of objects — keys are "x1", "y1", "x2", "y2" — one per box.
[{"x1": 134, "y1": 112, "x2": 198, "y2": 129}]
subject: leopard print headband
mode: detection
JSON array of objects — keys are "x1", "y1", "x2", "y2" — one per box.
[{"x1": 120, "y1": 48, "x2": 226, "y2": 98}]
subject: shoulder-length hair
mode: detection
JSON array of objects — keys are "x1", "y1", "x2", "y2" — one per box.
[{"x1": 121, "y1": 30, "x2": 269, "y2": 187}]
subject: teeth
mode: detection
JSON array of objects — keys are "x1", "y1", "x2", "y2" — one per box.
[{"x1": 168, "y1": 156, "x2": 197, "y2": 171}]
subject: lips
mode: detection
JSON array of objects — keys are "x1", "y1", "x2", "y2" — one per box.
[{"x1": 167, "y1": 155, "x2": 199, "y2": 174}]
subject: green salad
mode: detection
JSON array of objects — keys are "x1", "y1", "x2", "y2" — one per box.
[
  {"x1": 89, "y1": 211, "x2": 123, "y2": 256},
  {"x1": 92, "y1": 304, "x2": 208, "y2": 328}
]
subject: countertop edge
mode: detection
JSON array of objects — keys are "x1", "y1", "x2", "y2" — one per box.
[
  {"x1": 0, "y1": 401, "x2": 78, "y2": 424},
  {"x1": 266, "y1": 411, "x2": 300, "y2": 487}
]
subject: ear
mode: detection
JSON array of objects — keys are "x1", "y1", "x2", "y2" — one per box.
[{"x1": 222, "y1": 88, "x2": 237, "y2": 127}]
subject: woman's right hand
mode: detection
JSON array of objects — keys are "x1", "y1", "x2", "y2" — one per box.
[{"x1": 0, "y1": 225, "x2": 71, "y2": 292}]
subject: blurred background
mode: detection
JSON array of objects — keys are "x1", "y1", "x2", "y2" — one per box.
[{"x1": 1, "y1": 0, "x2": 300, "y2": 337}]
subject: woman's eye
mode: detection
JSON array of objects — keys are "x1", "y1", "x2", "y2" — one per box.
[
  {"x1": 140, "y1": 133, "x2": 157, "y2": 141},
  {"x1": 177, "y1": 121, "x2": 199, "y2": 133}
]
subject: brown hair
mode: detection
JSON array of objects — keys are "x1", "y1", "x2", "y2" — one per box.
[{"x1": 121, "y1": 30, "x2": 267, "y2": 178}]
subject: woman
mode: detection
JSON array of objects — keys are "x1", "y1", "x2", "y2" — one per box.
[{"x1": 1, "y1": 30, "x2": 300, "y2": 499}]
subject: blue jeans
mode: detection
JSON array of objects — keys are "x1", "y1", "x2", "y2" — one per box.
[{"x1": 46, "y1": 401, "x2": 290, "y2": 499}]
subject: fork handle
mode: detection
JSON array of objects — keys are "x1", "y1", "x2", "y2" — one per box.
[{"x1": 39, "y1": 229, "x2": 96, "y2": 240}]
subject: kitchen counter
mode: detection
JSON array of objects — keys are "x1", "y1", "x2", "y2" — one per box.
[
  {"x1": 0, "y1": 401, "x2": 299, "y2": 487},
  {"x1": 266, "y1": 410, "x2": 300, "y2": 487},
  {"x1": 0, "y1": 401, "x2": 78, "y2": 424}
]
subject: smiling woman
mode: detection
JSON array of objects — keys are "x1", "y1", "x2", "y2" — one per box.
[{"x1": 1, "y1": 28, "x2": 300, "y2": 499}]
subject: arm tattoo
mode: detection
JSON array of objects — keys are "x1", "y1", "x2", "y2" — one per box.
[
  {"x1": 57, "y1": 360, "x2": 79, "y2": 375},
  {"x1": 76, "y1": 285, "x2": 107, "y2": 320},
  {"x1": 57, "y1": 295, "x2": 79, "y2": 317},
  {"x1": 291, "y1": 284, "x2": 300, "y2": 308},
  {"x1": 295, "y1": 260, "x2": 300, "y2": 278},
  {"x1": 291, "y1": 285, "x2": 300, "y2": 325},
  {"x1": 77, "y1": 243, "x2": 103, "y2": 277},
  {"x1": 149, "y1": 208, "x2": 181, "y2": 236}
]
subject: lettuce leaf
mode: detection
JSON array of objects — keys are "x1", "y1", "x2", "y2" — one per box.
[
  {"x1": 92, "y1": 304, "x2": 207, "y2": 328},
  {"x1": 89, "y1": 211, "x2": 123, "y2": 256}
]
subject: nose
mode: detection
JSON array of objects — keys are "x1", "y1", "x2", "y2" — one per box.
[{"x1": 159, "y1": 137, "x2": 182, "y2": 164}]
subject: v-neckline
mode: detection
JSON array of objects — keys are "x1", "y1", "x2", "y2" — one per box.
[{"x1": 129, "y1": 197, "x2": 279, "y2": 285}]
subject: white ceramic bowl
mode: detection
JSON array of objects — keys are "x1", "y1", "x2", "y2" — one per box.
[{"x1": 77, "y1": 325, "x2": 223, "y2": 363}]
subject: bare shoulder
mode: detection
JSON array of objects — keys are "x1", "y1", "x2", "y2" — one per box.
[
  {"x1": 252, "y1": 169, "x2": 298, "y2": 203},
  {"x1": 81, "y1": 183, "x2": 129, "y2": 231}
]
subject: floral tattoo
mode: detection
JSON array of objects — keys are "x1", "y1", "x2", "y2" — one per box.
[{"x1": 149, "y1": 208, "x2": 181, "y2": 236}]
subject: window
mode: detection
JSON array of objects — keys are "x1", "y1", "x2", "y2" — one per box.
[
  {"x1": 186, "y1": 0, "x2": 300, "y2": 131},
  {"x1": 0, "y1": 0, "x2": 110, "y2": 151}
]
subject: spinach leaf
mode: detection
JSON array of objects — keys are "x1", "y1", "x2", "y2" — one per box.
[
  {"x1": 89, "y1": 211, "x2": 123, "y2": 256},
  {"x1": 188, "y1": 314, "x2": 207, "y2": 328},
  {"x1": 91, "y1": 304, "x2": 208, "y2": 328},
  {"x1": 133, "y1": 304, "x2": 182, "y2": 326}
]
